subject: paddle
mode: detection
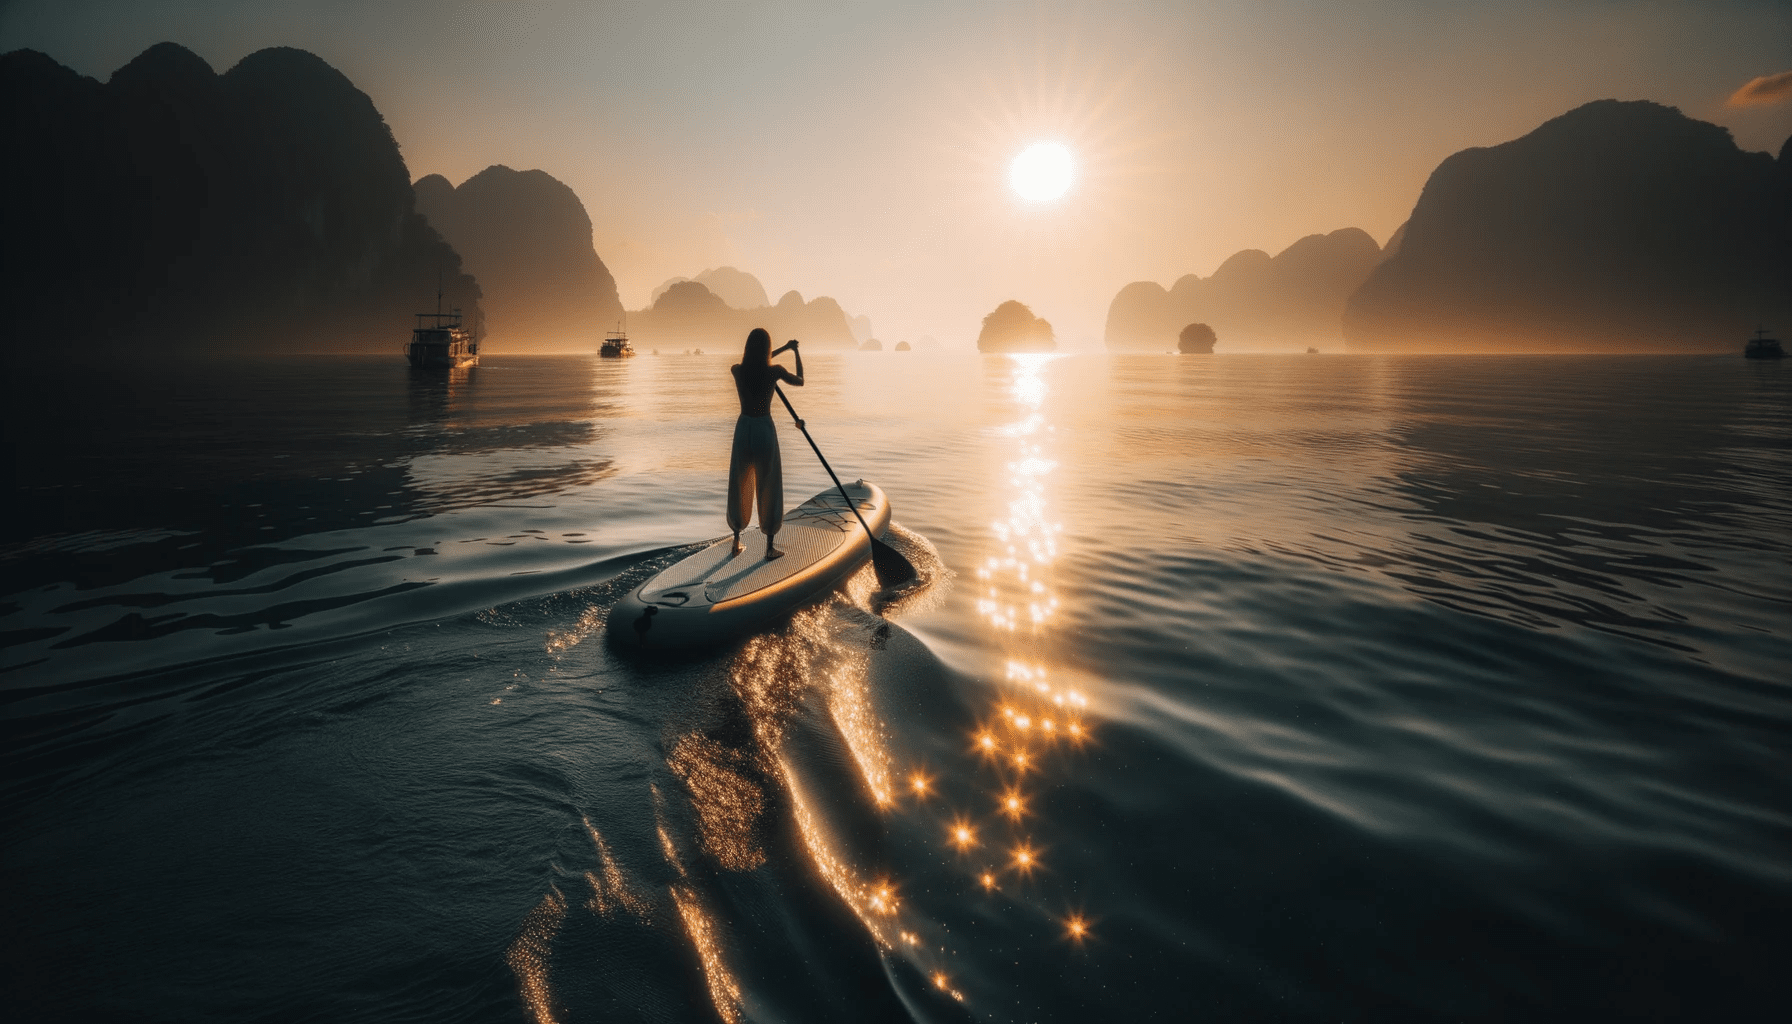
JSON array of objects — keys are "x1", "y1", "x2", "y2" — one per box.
[{"x1": 774, "y1": 383, "x2": 919, "y2": 589}]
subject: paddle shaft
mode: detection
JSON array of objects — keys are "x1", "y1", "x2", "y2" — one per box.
[{"x1": 773, "y1": 384, "x2": 882, "y2": 546}]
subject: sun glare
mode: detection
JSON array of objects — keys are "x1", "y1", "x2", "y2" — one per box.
[{"x1": 1010, "y1": 143, "x2": 1073, "y2": 201}]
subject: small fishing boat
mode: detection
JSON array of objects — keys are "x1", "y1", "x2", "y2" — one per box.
[
  {"x1": 600, "y1": 324, "x2": 634, "y2": 358},
  {"x1": 406, "y1": 286, "x2": 477, "y2": 369},
  {"x1": 1744, "y1": 327, "x2": 1784, "y2": 360}
]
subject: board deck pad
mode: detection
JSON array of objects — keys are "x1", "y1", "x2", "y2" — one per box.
[{"x1": 642, "y1": 487, "x2": 884, "y2": 606}]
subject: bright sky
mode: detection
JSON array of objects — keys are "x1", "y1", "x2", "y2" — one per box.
[{"x1": 5, "y1": 0, "x2": 1788, "y2": 347}]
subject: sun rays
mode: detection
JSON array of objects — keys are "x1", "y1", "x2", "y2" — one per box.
[{"x1": 918, "y1": 15, "x2": 1185, "y2": 262}]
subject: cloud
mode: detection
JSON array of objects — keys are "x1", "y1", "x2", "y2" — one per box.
[{"x1": 1726, "y1": 70, "x2": 1792, "y2": 108}]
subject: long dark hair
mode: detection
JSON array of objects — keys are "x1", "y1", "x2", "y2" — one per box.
[{"x1": 742, "y1": 328, "x2": 771, "y2": 368}]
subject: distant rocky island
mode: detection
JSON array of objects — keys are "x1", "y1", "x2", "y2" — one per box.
[
  {"x1": 628, "y1": 268, "x2": 862, "y2": 350},
  {"x1": 1178, "y1": 323, "x2": 1217, "y2": 354},
  {"x1": 978, "y1": 301, "x2": 1055, "y2": 352},
  {"x1": 2, "y1": 43, "x2": 479, "y2": 354},
  {"x1": 1345, "y1": 100, "x2": 1792, "y2": 352},
  {"x1": 1106, "y1": 228, "x2": 1386, "y2": 351},
  {"x1": 414, "y1": 166, "x2": 623, "y2": 351}
]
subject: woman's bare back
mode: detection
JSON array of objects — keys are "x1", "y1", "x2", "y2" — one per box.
[{"x1": 731, "y1": 361, "x2": 803, "y2": 416}]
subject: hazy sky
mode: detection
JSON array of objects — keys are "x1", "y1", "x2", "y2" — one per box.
[{"x1": 5, "y1": 0, "x2": 1788, "y2": 347}]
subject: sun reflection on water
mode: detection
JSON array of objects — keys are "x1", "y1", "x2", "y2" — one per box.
[
  {"x1": 666, "y1": 734, "x2": 768, "y2": 872},
  {"x1": 670, "y1": 884, "x2": 743, "y2": 1024},
  {"x1": 582, "y1": 817, "x2": 652, "y2": 921},
  {"x1": 665, "y1": 603, "x2": 973, "y2": 1001},
  {"x1": 649, "y1": 781, "x2": 748, "y2": 1024},
  {"x1": 944, "y1": 354, "x2": 1102, "y2": 981},
  {"x1": 975, "y1": 361, "x2": 1065, "y2": 637},
  {"x1": 506, "y1": 886, "x2": 566, "y2": 1024}
]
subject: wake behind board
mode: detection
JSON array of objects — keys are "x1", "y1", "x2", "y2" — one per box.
[{"x1": 608, "y1": 480, "x2": 892, "y2": 651}]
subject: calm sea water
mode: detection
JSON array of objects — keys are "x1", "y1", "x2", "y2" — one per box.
[{"x1": 2, "y1": 352, "x2": 1787, "y2": 1023}]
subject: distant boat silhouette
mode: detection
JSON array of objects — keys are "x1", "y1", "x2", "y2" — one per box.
[
  {"x1": 600, "y1": 319, "x2": 635, "y2": 358},
  {"x1": 1744, "y1": 327, "x2": 1784, "y2": 360},
  {"x1": 406, "y1": 283, "x2": 477, "y2": 369}
]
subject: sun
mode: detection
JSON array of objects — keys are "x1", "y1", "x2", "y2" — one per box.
[{"x1": 1010, "y1": 143, "x2": 1073, "y2": 201}]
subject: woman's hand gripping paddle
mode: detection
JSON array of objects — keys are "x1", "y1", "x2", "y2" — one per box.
[{"x1": 773, "y1": 383, "x2": 919, "y2": 590}]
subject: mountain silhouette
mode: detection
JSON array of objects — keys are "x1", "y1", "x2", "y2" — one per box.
[
  {"x1": 637, "y1": 280, "x2": 735, "y2": 347},
  {"x1": 765, "y1": 290, "x2": 860, "y2": 349},
  {"x1": 978, "y1": 301, "x2": 1055, "y2": 352},
  {"x1": 1106, "y1": 228, "x2": 1383, "y2": 351},
  {"x1": 693, "y1": 267, "x2": 769, "y2": 310},
  {"x1": 414, "y1": 166, "x2": 621, "y2": 350},
  {"x1": 1344, "y1": 100, "x2": 1792, "y2": 351},
  {"x1": 628, "y1": 283, "x2": 860, "y2": 350},
  {"x1": 2, "y1": 43, "x2": 479, "y2": 355},
  {"x1": 648, "y1": 267, "x2": 770, "y2": 311}
]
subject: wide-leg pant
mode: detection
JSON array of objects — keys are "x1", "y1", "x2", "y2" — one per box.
[{"x1": 726, "y1": 413, "x2": 783, "y2": 538}]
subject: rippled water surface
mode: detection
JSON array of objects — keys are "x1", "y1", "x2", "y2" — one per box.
[{"x1": 3, "y1": 352, "x2": 1788, "y2": 1022}]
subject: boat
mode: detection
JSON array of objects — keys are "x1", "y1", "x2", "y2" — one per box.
[
  {"x1": 406, "y1": 285, "x2": 477, "y2": 369},
  {"x1": 1744, "y1": 327, "x2": 1784, "y2": 360},
  {"x1": 607, "y1": 480, "x2": 891, "y2": 651},
  {"x1": 600, "y1": 323, "x2": 634, "y2": 358}
]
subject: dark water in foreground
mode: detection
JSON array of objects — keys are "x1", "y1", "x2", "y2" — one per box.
[{"x1": 2, "y1": 352, "x2": 1788, "y2": 1023}]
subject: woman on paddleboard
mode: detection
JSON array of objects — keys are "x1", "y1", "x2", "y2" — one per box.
[{"x1": 728, "y1": 328, "x2": 803, "y2": 560}]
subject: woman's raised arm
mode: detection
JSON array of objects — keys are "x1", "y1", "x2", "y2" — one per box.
[{"x1": 776, "y1": 341, "x2": 804, "y2": 386}]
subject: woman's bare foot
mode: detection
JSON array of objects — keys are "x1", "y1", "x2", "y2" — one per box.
[
  {"x1": 764, "y1": 545, "x2": 785, "y2": 561},
  {"x1": 731, "y1": 533, "x2": 743, "y2": 557}
]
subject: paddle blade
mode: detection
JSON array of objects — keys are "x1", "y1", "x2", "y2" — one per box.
[{"x1": 870, "y1": 537, "x2": 919, "y2": 589}]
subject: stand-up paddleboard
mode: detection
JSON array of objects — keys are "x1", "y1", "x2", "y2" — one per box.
[{"x1": 608, "y1": 480, "x2": 891, "y2": 651}]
